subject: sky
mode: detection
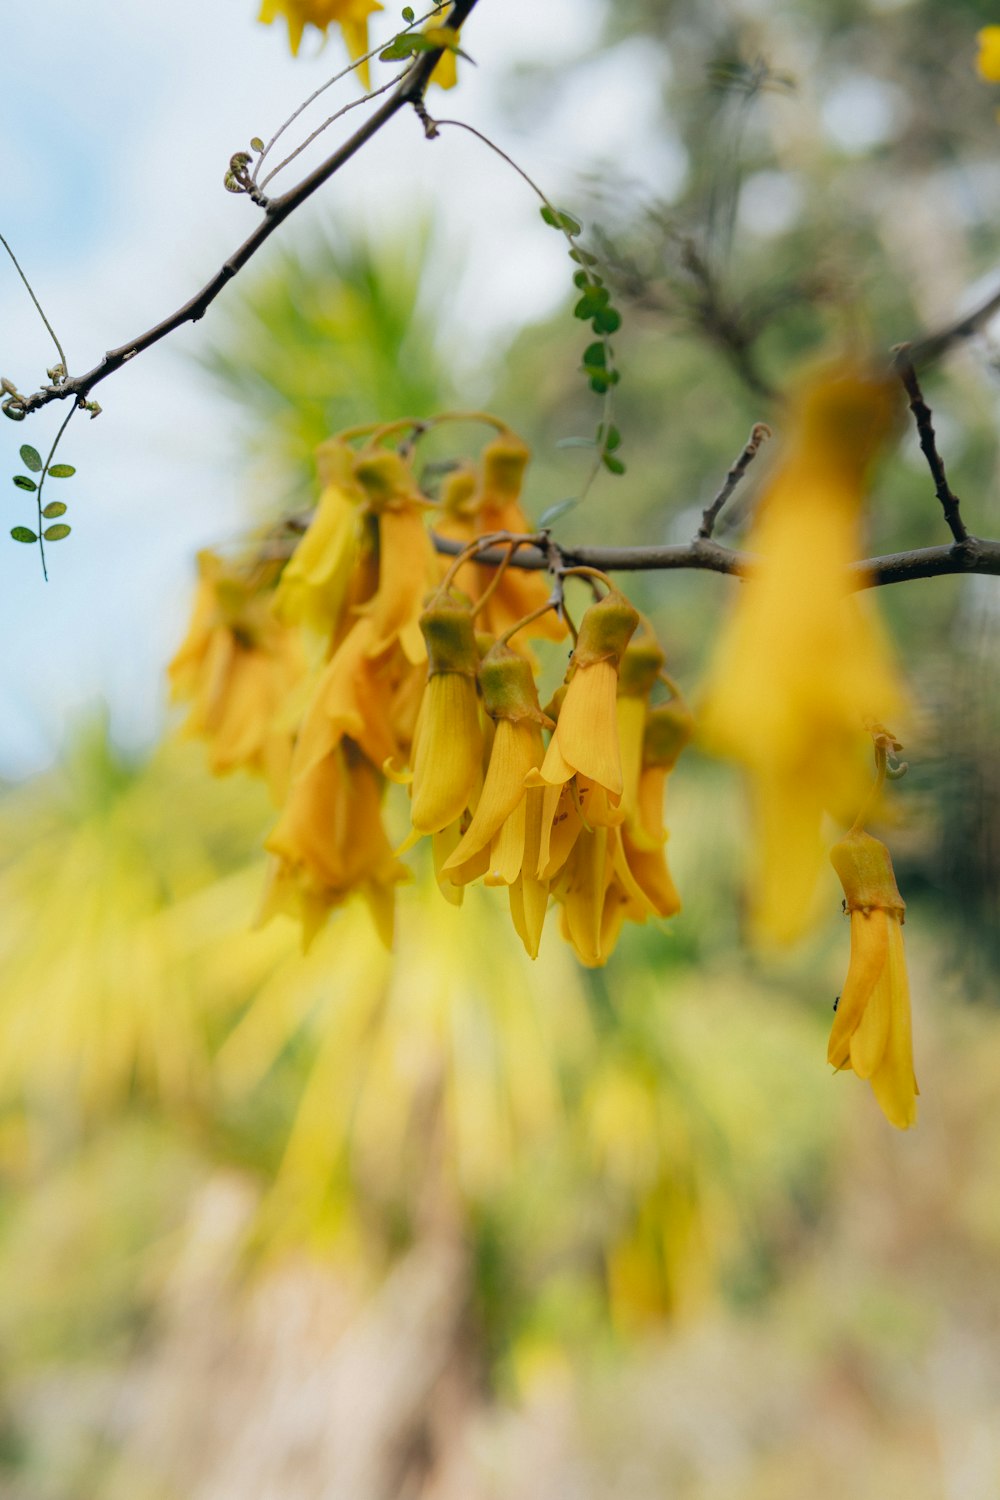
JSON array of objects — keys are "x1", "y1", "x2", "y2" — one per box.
[{"x1": 0, "y1": 0, "x2": 679, "y2": 779}]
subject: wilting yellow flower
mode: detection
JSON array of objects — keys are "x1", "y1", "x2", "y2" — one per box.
[
  {"x1": 529, "y1": 588, "x2": 640, "y2": 804},
  {"x1": 977, "y1": 27, "x2": 1000, "y2": 82},
  {"x1": 263, "y1": 737, "x2": 406, "y2": 947},
  {"x1": 354, "y1": 449, "x2": 437, "y2": 665},
  {"x1": 272, "y1": 439, "x2": 362, "y2": 635},
  {"x1": 258, "y1": 0, "x2": 383, "y2": 85},
  {"x1": 168, "y1": 550, "x2": 304, "y2": 799},
  {"x1": 827, "y1": 827, "x2": 917, "y2": 1130},
  {"x1": 699, "y1": 364, "x2": 908, "y2": 945},
  {"x1": 405, "y1": 595, "x2": 484, "y2": 841}
]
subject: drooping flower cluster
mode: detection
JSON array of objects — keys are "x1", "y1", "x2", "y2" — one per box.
[{"x1": 169, "y1": 419, "x2": 691, "y2": 965}]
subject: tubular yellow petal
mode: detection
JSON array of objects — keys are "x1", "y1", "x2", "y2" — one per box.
[
  {"x1": 827, "y1": 908, "x2": 889, "y2": 1067},
  {"x1": 869, "y1": 917, "x2": 918, "y2": 1128},
  {"x1": 555, "y1": 660, "x2": 623, "y2": 796},
  {"x1": 488, "y1": 795, "x2": 527, "y2": 885},
  {"x1": 443, "y1": 720, "x2": 540, "y2": 871},
  {"x1": 410, "y1": 673, "x2": 483, "y2": 834},
  {"x1": 558, "y1": 827, "x2": 609, "y2": 967},
  {"x1": 848, "y1": 936, "x2": 892, "y2": 1080}
]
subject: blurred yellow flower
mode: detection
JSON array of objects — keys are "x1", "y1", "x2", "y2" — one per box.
[
  {"x1": 406, "y1": 595, "x2": 484, "y2": 840},
  {"x1": 168, "y1": 551, "x2": 304, "y2": 800},
  {"x1": 828, "y1": 827, "x2": 917, "y2": 1130},
  {"x1": 976, "y1": 26, "x2": 1000, "y2": 82},
  {"x1": 698, "y1": 364, "x2": 908, "y2": 946},
  {"x1": 259, "y1": 0, "x2": 383, "y2": 85},
  {"x1": 272, "y1": 440, "x2": 362, "y2": 634}
]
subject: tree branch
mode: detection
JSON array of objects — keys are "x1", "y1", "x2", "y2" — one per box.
[
  {"x1": 12, "y1": 0, "x2": 482, "y2": 418},
  {"x1": 431, "y1": 531, "x2": 1000, "y2": 590}
]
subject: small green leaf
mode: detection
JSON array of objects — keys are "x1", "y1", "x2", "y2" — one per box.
[
  {"x1": 250, "y1": 136, "x2": 264, "y2": 151},
  {"x1": 591, "y1": 306, "x2": 622, "y2": 335},
  {"x1": 43, "y1": 523, "x2": 71, "y2": 541},
  {"x1": 538, "y1": 497, "x2": 578, "y2": 527},
  {"x1": 48, "y1": 463, "x2": 76, "y2": 478},
  {"x1": 589, "y1": 374, "x2": 611, "y2": 394},
  {"x1": 10, "y1": 526, "x2": 37, "y2": 543},
  {"x1": 402, "y1": 4, "x2": 415, "y2": 17},
  {"x1": 569, "y1": 248, "x2": 598, "y2": 266},
  {"x1": 379, "y1": 37, "x2": 415, "y2": 59},
  {"x1": 42, "y1": 501, "x2": 67, "y2": 518},
  {"x1": 602, "y1": 453, "x2": 626, "y2": 476},
  {"x1": 19, "y1": 444, "x2": 42, "y2": 473},
  {"x1": 574, "y1": 287, "x2": 610, "y2": 319},
  {"x1": 582, "y1": 341, "x2": 606, "y2": 367},
  {"x1": 557, "y1": 211, "x2": 582, "y2": 235},
  {"x1": 602, "y1": 424, "x2": 622, "y2": 452},
  {"x1": 540, "y1": 205, "x2": 560, "y2": 228},
  {"x1": 13, "y1": 474, "x2": 37, "y2": 491}
]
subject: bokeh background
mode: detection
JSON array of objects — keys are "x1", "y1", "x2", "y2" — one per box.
[{"x1": 3, "y1": 0, "x2": 1000, "y2": 1495}]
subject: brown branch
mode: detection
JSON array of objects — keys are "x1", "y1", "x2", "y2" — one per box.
[
  {"x1": 894, "y1": 351, "x2": 968, "y2": 544},
  {"x1": 902, "y1": 278, "x2": 1000, "y2": 369},
  {"x1": 431, "y1": 530, "x2": 1000, "y2": 590},
  {"x1": 11, "y1": 0, "x2": 481, "y2": 419},
  {"x1": 697, "y1": 421, "x2": 771, "y2": 539}
]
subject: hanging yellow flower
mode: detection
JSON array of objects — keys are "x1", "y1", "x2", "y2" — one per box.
[
  {"x1": 976, "y1": 26, "x2": 1000, "y2": 82},
  {"x1": 258, "y1": 0, "x2": 384, "y2": 85},
  {"x1": 827, "y1": 826, "x2": 918, "y2": 1130},
  {"x1": 698, "y1": 363, "x2": 908, "y2": 946},
  {"x1": 168, "y1": 550, "x2": 305, "y2": 800}
]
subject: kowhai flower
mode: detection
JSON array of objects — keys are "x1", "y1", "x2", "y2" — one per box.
[
  {"x1": 828, "y1": 827, "x2": 918, "y2": 1130},
  {"x1": 168, "y1": 550, "x2": 304, "y2": 799},
  {"x1": 258, "y1": 0, "x2": 383, "y2": 84}
]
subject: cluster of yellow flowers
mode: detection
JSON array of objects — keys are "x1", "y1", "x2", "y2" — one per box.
[
  {"x1": 169, "y1": 421, "x2": 692, "y2": 974},
  {"x1": 170, "y1": 365, "x2": 920, "y2": 1130}
]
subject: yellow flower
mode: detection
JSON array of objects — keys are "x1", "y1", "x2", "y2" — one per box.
[
  {"x1": 258, "y1": 0, "x2": 384, "y2": 85},
  {"x1": 620, "y1": 701, "x2": 694, "y2": 918},
  {"x1": 291, "y1": 615, "x2": 414, "y2": 779},
  {"x1": 977, "y1": 26, "x2": 1000, "y2": 82},
  {"x1": 425, "y1": 24, "x2": 460, "y2": 91},
  {"x1": 354, "y1": 449, "x2": 437, "y2": 665},
  {"x1": 827, "y1": 828, "x2": 918, "y2": 1130},
  {"x1": 443, "y1": 643, "x2": 551, "y2": 882},
  {"x1": 698, "y1": 363, "x2": 908, "y2": 946},
  {"x1": 168, "y1": 550, "x2": 304, "y2": 799},
  {"x1": 529, "y1": 588, "x2": 640, "y2": 802},
  {"x1": 272, "y1": 439, "x2": 362, "y2": 635},
  {"x1": 436, "y1": 431, "x2": 566, "y2": 647},
  {"x1": 405, "y1": 595, "x2": 484, "y2": 840},
  {"x1": 263, "y1": 737, "x2": 406, "y2": 947}
]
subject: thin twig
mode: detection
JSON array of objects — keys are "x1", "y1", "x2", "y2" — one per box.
[
  {"x1": 259, "y1": 70, "x2": 406, "y2": 191},
  {"x1": 894, "y1": 351, "x2": 968, "y2": 544},
  {"x1": 697, "y1": 420, "x2": 771, "y2": 539},
  {"x1": 13, "y1": 0, "x2": 482, "y2": 419},
  {"x1": 428, "y1": 114, "x2": 617, "y2": 503},
  {"x1": 0, "y1": 232, "x2": 67, "y2": 372}
]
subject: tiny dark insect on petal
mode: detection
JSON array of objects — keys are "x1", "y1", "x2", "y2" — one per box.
[{"x1": 833, "y1": 994, "x2": 841, "y2": 1013}]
